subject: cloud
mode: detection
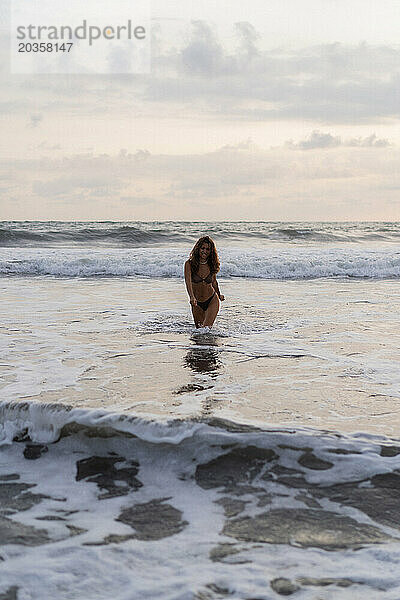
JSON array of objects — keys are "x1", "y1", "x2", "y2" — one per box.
[
  {"x1": 146, "y1": 29, "x2": 400, "y2": 124},
  {"x1": 287, "y1": 131, "x2": 341, "y2": 150},
  {"x1": 106, "y1": 43, "x2": 134, "y2": 73},
  {"x1": 347, "y1": 133, "x2": 391, "y2": 147},
  {"x1": 29, "y1": 114, "x2": 43, "y2": 128},
  {"x1": 32, "y1": 172, "x2": 123, "y2": 199},
  {"x1": 181, "y1": 21, "x2": 227, "y2": 75},
  {"x1": 235, "y1": 22, "x2": 260, "y2": 58},
  {"x1": 2, "y1": 141, "x2": 400, "y2": 220},
  {"x1": 29, "y1": 141, "x2": 62, "y2": 151},
  {"x1": 218, "y1": 139, "x2": 256, "y2": 151},
  {"x1": 119, "y1": 195, "x2": 158, "y2": 205},
  {"x1": 286, "y1": 130, "x2": 391, "y2": 150},
  {"x1": 2, "y1": 25, "x2": 400, "y2": 125}
]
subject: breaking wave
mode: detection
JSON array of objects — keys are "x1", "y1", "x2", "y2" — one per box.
[{"x1": 2, "y1": 246, "x2": 400, "y2": 279}]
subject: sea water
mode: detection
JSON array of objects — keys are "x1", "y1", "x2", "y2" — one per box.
[{"x1": 1, "y1": 221, "x2": 400, "y2": 599}]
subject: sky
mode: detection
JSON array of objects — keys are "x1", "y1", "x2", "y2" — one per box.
[{"x1": 1, "y1": 0, "x2": 400, "y2": 221}]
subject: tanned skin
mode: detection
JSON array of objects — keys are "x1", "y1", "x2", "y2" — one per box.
[{"x1": 185, "y1": 239, "x2": 225, "y2": 328}]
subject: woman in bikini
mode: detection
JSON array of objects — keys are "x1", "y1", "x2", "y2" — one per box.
[{"x1": 184, "y1": 236, "x2": 225, "y2": 328}]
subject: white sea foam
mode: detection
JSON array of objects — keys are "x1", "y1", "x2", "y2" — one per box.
[
  {"x1": 1, "y1": 404, "x2": 400, "y2": 599},
  {"x1": 2, "y1": 246, "x2": 400, "y2": 278},
  {"x1": 0, "y1": 401, "x2": 398, "y2": 483},
  {"x1": 1, "y1": 222, "x2": 400, "y2": 598}
]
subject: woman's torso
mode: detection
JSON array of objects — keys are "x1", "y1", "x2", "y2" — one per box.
[{"x1": 192, "y1": 265, "x2": 214, "y2": 301}]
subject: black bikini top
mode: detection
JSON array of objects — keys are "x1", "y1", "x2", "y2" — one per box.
[{"x1": 192, "y1": 270, "x2": 213, "y2": 284}]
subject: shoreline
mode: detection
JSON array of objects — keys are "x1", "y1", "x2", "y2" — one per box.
[{"x1": 1, "y1": 275, "x2": 400, "y2": 437}]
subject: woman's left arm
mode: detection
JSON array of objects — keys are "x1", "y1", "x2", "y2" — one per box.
[{"x1": 212, "y1": 274, "x2": 225, "y2": 301}]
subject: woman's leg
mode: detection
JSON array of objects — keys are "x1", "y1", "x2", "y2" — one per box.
[
  {"x1": 191, "y1": 304, "x2": 205, "y2": 328},
  {"x1": 202, "y1": 295, "x2": 220, "y2": 327}
]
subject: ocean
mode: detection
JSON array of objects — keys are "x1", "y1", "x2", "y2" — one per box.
[{"x1": 1, "y1": 221, "x2": 400, "y2": 599}]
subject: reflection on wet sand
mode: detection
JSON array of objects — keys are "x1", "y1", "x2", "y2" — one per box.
[
  {"x1": 184, "y1": 335, "x2": 222, "y2": 376},
  {"x1": 182, "y1": 335, "x2": 224, "y2": 416},
  {"x1": 184, "y1": 348, "x2": 221, "y2": 374}
]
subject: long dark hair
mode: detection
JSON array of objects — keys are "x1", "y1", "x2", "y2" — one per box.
[{"x1": 189, "y1": 236, "x2": 220, "y2": 275}]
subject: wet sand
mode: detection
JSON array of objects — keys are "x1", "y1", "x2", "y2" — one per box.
[{"x1": 1, "y1": 276, "x2": 400, "y2": 437}]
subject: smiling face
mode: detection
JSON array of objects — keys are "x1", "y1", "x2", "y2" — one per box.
[
  {"x1": 200, "y1": 242, "x2": 211, "y2": 262},
  {"x1": 189, "y1": 236, "x2": 220, "y2": 275}
]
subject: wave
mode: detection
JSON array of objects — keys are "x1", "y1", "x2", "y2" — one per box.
[
  {"x1": 0, "y1": 225, "x2": 189, "y2": 248},
  {"x1": 2, "y1": 222, "x2": 400, "y2": 248},
  {"x1": 1, "y1": 401, "x2": 400, "y2": 599},
  {"x1": 0, "y1": 401, "x2": 396, "y2": 478},
  {"x1": 2, "y1": 246, "x2": 400, "y2": 279}
]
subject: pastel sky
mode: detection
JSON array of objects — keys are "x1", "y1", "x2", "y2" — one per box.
[{"x1": 1, "y1": 0, "x2": 400, "y2": 221}]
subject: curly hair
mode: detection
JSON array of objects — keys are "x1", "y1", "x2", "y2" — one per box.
[{"x1": 189, "y1": 236, "x2": 220, "y2": 275}]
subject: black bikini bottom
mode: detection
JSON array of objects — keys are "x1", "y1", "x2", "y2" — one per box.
[{"x1": 197, "y1": 293, "x2": 215, "y2": 311}]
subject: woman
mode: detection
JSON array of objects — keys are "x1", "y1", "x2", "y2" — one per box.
[{"x1": 184, "y1": 236, "x2": 225, "y2": 328}]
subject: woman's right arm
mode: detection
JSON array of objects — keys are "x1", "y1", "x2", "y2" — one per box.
[{"x1": 184, "y1": 261, "x2": 197, "y2": 306}]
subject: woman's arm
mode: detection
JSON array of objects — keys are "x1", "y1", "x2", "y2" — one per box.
[
  {"x1": 184, "y1": 261, "x2": 197, "y2": 306},
  {"x1": 212, "y1": 274, "x2": 225, "y2": 301}
]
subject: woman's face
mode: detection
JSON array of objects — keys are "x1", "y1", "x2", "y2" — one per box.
[{"x1": 199, "y1": 242, "x2": 211, "y2": 261}]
